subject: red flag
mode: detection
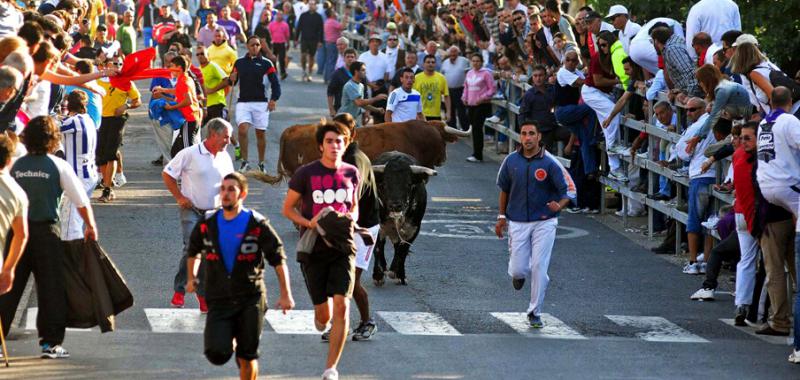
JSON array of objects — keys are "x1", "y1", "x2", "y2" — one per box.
[{"x1": 110, "y1": 48, "x2": 173, "y2": 92}]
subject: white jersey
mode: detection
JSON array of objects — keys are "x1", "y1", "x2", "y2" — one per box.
[
  {"x1": 675, "y1": 113, "x2": 716, "y2": 180},
  {"x1": 756, "y1": 112, "x2": 800, "y2": 187},
  {"x1": 386, "y1": 87, "x2": 422, "y2": 123},
  {"x1": 60, "y1": 113, "x2": 98, "y2": 181},
  {"x1": 359, "y1": 51, "x2": 390, "y2": 83}
]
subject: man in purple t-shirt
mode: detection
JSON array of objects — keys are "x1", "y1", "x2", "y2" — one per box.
[
  {"x1": 282, "y1": 121, "x2": 359, "y2": 380},
  {"x1": 218, "y1": 5, "x2": 246, "y2": 49}
]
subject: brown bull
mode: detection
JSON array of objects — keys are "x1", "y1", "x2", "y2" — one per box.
[{"x1": 251, "y1": 120, "x2": 471, "y2": 184}]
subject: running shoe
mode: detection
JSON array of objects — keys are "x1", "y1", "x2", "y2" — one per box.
[
  {"x1": 512, "y1": 278, "x2": 525, "y2": 290},
  {"x1": 41, "y1": 344, "x2": 70, "y2": 359},
  {"x1": 197, "y1": 295, "x2": 208, "y2": 314},
  {"x1": 113, "y1": 173, "x2": 127, "y2": 187},
  {"x1": 151, "y1": 156, "x2": 163, "y2": 166},
  {"x1": 690, "y1": 288, "x2": 715, "y2": 301},
  {"x1": 97, "y1": 187, "x2": 115, "y2": 203},
  {"x1": 171, "y1": 291, "x2": 185, "y2": 308},
  {"x1": 608, "y1": 170, "x2": 628, "y2": 182},
  {"x1": 322, "y1": 368, "x2": 339, "y2": 380},
  {"x1": 321, "y1": 329, "x2": 330, "y2": 342},
  {"x1": 734, "y1": 305, "x2": 749, "y2": 326},
  {"x1": 789, "y1": 349, "x2": 800, "y2": 364},
  {"x1": 682, "y1": 262, "x2": 700, "y2": 275},
  {"x1": 238, "y1": 161, "x2": 251, "y2": 173},
  {"x1": 527, "y1": 312, "x2": 543, "y2": 328},
  {"x1": 258, "y1": 161, "x2": 267, "y2": 174},
  {"x1": 465, "y1": 156, "x2": 482, "y2": 163},
  {"x1": 352, "y1": 320, "x2": 377, "y2": 341}
]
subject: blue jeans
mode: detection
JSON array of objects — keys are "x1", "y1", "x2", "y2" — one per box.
[
  {"x1": 556, "y1": 104, "x2": 597, "y2": 174},
  {"x1": 687, "y1": 177, "x2": 715, "y2": 233},
  {"x1": 175, "y1": 208, "x2": 205, "y2": 296},
  {"x1": 316, "y1": 44, "x2": 326, "y2": 75},
  {"x1": 323, "y1": 42, "x2": 337, "y2": 82},
  {"x1": 658, "y1": 151, "x2": 671, "y2": 196},
  {"x1": 143, "y1": 27, "x2": 154, "y2": 48}
]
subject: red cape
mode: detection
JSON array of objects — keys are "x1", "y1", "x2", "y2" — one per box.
[{"x1": 109, "y1": 48, "x2": 173, "y2": 92}]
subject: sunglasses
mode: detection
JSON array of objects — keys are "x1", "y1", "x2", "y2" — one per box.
[
  {"x1": 196, "y1": 52, "x2": 206, "y2": 56},
  {"x1": 687, "y1": 107, "x2": 702, "y2": 112},
  {"x1": 388, "y1": 38, "x2": 398, "y2": 41},
  {"x1": 742, "y1": 135, "x2": 754, "y2": 141},
  {"x1": 110, "y1": 62, "x2": 123, "y2": 66}
]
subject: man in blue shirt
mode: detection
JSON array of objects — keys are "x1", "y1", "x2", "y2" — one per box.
[{"x1": 495, "y1": 121, "x2": 575, "y2": 328}]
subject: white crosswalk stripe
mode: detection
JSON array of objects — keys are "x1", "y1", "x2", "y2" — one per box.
[
  {"x1": 605, "y1": 315, "x2": 709, "y2": 343},
  {"x1": 378, "y1": 311, "x2": 461, "y2": 336},
  {"x1": 25, "y1": 308, "x2": 94, "y2": 332},
  {"x1": 719, "y1": 319, "x2": 794, "y2": 345},
  {"x1": 265, "y1": 310, "x2": 320, "y2": 335},
  {"x1": 144, "y1": 308, "x2": 206, "y2": 333},
  {"x1": 491, "y1": 312, "x2": 587, "y2": 340}
]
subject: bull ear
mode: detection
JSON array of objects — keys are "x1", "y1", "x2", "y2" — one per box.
[
  {"x1": 409, "y1": 165, "x2": 437, "y2": 176},
  {"x1": 372, "y1": 165, "x2": 386, "y2": 173}
]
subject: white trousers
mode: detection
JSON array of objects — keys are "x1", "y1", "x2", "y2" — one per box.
[
  {"x1": 760, "y1": 185, "x2": 800, "y2": 231},
  {"x1": 150, "y1": 119, "x2": 176, "y2": 161},
  {"x1": 508, "y1": 218, "x2": 558, "y2": 315},
  {"x1": 59, "y1": 177, "x2": 97, "y2": 241},
  {"x1": 581, "y1": 85, "x2": 620, "y2": 171},
  {"x1": 628, "y1": 39, "x2": 660, "y2": 76},
  {"x1": 735, "y1": 213, "x2": 760, "y2": 307}
]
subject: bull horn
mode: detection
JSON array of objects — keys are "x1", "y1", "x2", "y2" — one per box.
[
  {"x1": 372, "y1": 165, "x2": 386, "y2": 173},
  {"x1": 443, "y1": 125, "x2": 472, "y2": 137},
  {"x1": 410, "y1": 165, "x2": 438, "y2": 176}
]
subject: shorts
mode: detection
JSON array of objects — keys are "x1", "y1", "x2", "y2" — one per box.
[
  {"x1": 204, "y1": 293, "x2": 266, "y2": 364},
  {"x1": 204, "y1": 104, "x2": 228, "y2": 124},
  {"x1": 235, "y1": 102, "x2": 270, "y2": 130},
  {"x1": 96, "y1": 116, "x2": 127, "y2": 166},
  {"x1": 355, "y1": 225, "x2": 380, "y2": 270},
  {"x1": 301, "y1": 40, "x2": 319, "y2": 56},
  {"x1": 687, "y1": 177, "x2": 715, "y2": 233},
  {"x1": 300, "y1": 239, "x2": 356, "y2": 305}
]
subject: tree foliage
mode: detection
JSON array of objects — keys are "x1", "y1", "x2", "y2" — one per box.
[{"x1": 588, "y1": 0, "x2": 800, "y2": 75}]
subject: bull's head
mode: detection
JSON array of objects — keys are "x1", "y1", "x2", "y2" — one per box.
[{"x1": 372, "y1": 162, "x2": 437, "y2": 219}]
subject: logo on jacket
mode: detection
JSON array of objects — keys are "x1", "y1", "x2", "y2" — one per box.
[{"x1": 535, "y1": 168, "x2": 548, "y2": 181}]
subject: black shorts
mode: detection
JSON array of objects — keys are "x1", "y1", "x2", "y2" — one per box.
[
  {"x1": 204, "y1": 293, "x2": 266, "y2": 364},
  {"x1": 301, "y1": 40, "x2": 319, "y2": 56},
  {"x1": 300, "y1": 239, "x2": 355, "y2": 305},
  {"x1": 96, "y1": 116, "x2": 127, "y2": 166},
  {"x1": 204, "y1": 104, "x2": 228, "y2": 123}
]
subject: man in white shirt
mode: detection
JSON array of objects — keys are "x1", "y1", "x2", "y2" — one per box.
[
  {"x1": 386, "y1": 68, "x2": 424, "y2": 123},
  {"x1": 440, "y1": 46, "x2": 470, "y2": 130},
  {"x1": 359, "y1": 35, "x2": 390, "y2": 86},
  {"x1": 606, "y1": 5, "x2": 641, "y2": 54},
  {"x1": 381, "y1": 33, "x2": 402, "y2": 80},
  {"x1": 162, "y1": 118, "x2": 234, "y2": 313},
  {"x1": 685, "y1": 0, "x2": 741, "y2": 59},
  {"x1": 628, "y1": 18, "x2": 684, "y2": 76}
]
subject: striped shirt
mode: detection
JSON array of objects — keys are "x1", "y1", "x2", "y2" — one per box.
[{"x1": 60, "y1": 114, "x2": 98, "y2": 181}]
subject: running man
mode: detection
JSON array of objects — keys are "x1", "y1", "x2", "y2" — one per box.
[
  {"x1": 282, "y1": 121, "x2": 360, "y2": 380},
  {"x1": 186, "y1": 172, "x2": 294, "y2": 380},
  {"x1": 227, "y1": 36, "x2": 281, "y2": 173},
  {"x1": 59, "y1": 91, "x2": 98, "y2": 241},
  {"x1": 495, "y1": 121, "x2": 574, "y2": 328}
]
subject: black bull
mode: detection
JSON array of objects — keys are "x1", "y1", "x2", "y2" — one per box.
[{"x1": 371, "y1": 152, "x2": 437, "y2": 286}]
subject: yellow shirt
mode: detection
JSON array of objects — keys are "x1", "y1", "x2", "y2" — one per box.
[
  {"x1": 207, "y1": 43, "x2": 238, "y2": 75},
  {"x1": 413, "y1": 72, "x2": 449, "y2": 118},
  {"x1": 98, "y1": 79, "x2": 140, "y2": 118},
  {"x1": 201, "y1": 61, "x2": 227, "y2": 107}
]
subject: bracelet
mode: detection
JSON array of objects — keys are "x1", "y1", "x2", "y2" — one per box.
[{"x1": 496, "y1": 214, "x2": 506, "y2": 220}]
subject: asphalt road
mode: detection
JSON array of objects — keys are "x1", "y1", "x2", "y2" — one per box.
[{"x1": 0, "y1": 50, "x2": 797, "y2": 380}]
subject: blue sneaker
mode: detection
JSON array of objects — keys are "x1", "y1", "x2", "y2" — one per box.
[{"x1": 527, "y1": 313, "x2": 543, "y2": 328}]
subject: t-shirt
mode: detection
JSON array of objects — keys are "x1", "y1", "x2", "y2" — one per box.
[
  {"x1": 218, "y1": 19, "x2": 242, "y2": 48},
  {"x1": 584, "y1": 55, "x2": 615, "y2": 93},
  {"x1": 386, "y1": 87, "x2": 422, "y2": 123},
  {"x1": 11, "y1": 154, "x2": 89, "y2": 223},
  {"x1": 288, "y1": 160, "x2": 360, "y2": 220},
  {"x1": 0, "y1": 172, "x2": 28, "y2": 268},
  {"x1": 117, "y1": 24, "x2": 137, "y2": 55},
  {"x1": 440, "y1": 56, "x2": 470, "y2": 88},
  {"x1": 175, "y1": 73, "x2": 200, "y2": 122},
  {"x1": 217, "y1": 208, "x2": 252, "y2": 274},
  {"x1": 195, "y1": 7, "x2": 215, "y2": 29},
  {"x1": 207, "y1": 42, "x2": 238, "y2": 75},
  {"x1": 413, "y1": 72, "x2": 449, "y2": 118},
  {"x1": 98, "y1": 78, "x2": 141, "y2": 118},
  {"x1": 339, "y1": 80, "x2": 364, "y2": 127},
  {"x1": 358, "y1": 51, "x2": 390, "y2": 83},
  {"x1": 756, "y1": 111, "x2": 800, "y2": 188},
  {"x1": 201, "y1": 61, "x2": 227, "y2": 107}
]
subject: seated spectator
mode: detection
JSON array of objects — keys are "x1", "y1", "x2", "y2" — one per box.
[
  {"x1": 689, "y1": 206, "x2": 738, "y2": 301},
  {"x1": 647, "y1": 101, "x2": 678, "y2": 202}
]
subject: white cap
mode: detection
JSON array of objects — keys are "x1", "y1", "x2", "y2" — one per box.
[
  {"x1": 732, "y1": 34, "x2": 758, "y2": 47},
  {"x1": 606, "y1": 5, "x2": 629, "y2": 18}
]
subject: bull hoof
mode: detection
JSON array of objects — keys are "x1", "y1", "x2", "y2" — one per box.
[
  {"x1": 374, "y1": 278, "x2": 385, "y2": 287},
  {"x1": 386, "y1": 271, "x2": 397, "y2": 280},
  {"x1": 397, "y1": 278, "x2": 408, "y2": 285}
]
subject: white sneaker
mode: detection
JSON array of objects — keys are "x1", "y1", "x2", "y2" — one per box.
[
  {"x1": 486, "y1": 115, "x2": 501, "y2": 123},
  {"x1": 322, "y1": 368, "x2": 339, "y2": 380},
  {"x1": 614, "y1": 210, "x2": 626, "y2": 217},
  {"x1": 788, "y1": 349, "x2": 800, "y2": 364},
  {"x1": 238, "y1": 161, "x2": 251, "y2": 173},
  {"x1": 698, "y1": 262, "x2": 707, "y2": 274},
  {"x1": 696, "y1": 253, "x2": 705, "y2": 262},
  {"x1": 682, "y1": 262, "x2": 700, "y2": 275},
  {"x1": 701, "y1": 216, "x2": 720, "y2": 230},
  {"x1": 608, "y1": 170, "x2": 628, "y2": 182},
  {"x1": 113, "y1": 173, "x2": 127, "y2": 187},
  {"x1": 465, "y1": 156, "x2": 482, "y2": 163},
  {"x1": 41, "y1": 344, "x2": 70, "y2": 359},
  {"x1": 690, "y1": 288, "x2": 715, "y2": 301}
]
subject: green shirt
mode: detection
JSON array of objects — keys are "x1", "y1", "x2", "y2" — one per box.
[
  {"x1": 201, "y1": 61, "x2": 227, "y2": 107},
  {"x1": 117, "y1": 24, "x2": 137, "y2": 56},
  {"x1": 10, "y1": 154, "x2": 89, "y2": 223},
  {"x1": 610, "y1": 40, "x2": 629, "y2": 88}
]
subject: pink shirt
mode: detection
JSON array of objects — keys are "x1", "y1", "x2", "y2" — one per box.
[
  {"x1": 462, "y1": 68, "x2": 496, "y2": 106},
  {"x1": 268, "y1": 20, "x2": 290, "y2": 44},
  {"x1": 324, "y1": 18, "x2": 343, "y2": 44}
]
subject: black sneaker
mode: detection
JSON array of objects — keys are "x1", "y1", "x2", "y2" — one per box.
[
  {"x1": 151, "y1": 156, "x2": 163, "y2": 166},
  {"x1": 321, "y1": 329, "x2": 330, "y2": 343},
  {"x1": 352, "y1": 320, "x2": 377, "y2": 341},
  {"x1": 734, "y1": 305, "x2": 748, "y2": 326},
  {"x1": 527, "y1": 312, "x2": 543, "y2": 328},
  {"x1": 97, "y1": 187, "x2": 114, "y2": 203},
  {"x1": 512, "y1": 278, "x2": 525, "y2": 290},
  {"x1": 41, "y1": 344, "x2": 70, "y2": 359}
]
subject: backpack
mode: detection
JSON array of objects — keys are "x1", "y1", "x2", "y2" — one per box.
[{"x1": 748, "y1": 65, "x2": 800, "y2": 105}]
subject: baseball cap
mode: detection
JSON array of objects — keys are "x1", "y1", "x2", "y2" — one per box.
[
  {"x1": 606, "y1": 5, "x2": 628, "y2": 18},
  {"x1": 585, "y1": 11, "x2": 602, "y2": 21},
  {"x1": 369, "y1": 33, "x2": 383, "y2": 42},
  {"x1": 732, "y1": 34, "x2": 758, "y2": 47},
  {"x1": 386, "y1": 22, "x2": 397, "y2": 30}
]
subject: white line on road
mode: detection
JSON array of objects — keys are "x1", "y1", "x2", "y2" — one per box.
[
  {"x1": 265, "y1": 310, "x2": 320, "y2": 335},
  {"x1": 605, "y1": 315, "x2": 709, "y2": 343},
  {"x1": 144, "y1": 308, "x2": 206, "y2": 333},
  {"x1": 25, "y1": 308, "x2": 93, "y2": 331},
  {"x1": 430, "y1": 197, "x2": 482, "y2": 202},
  {"x1": 719, "y1": 319, "x2": 793, "y2": 345},
  {"x1": 491, "y1": 312, "x2": 587, "y2": 340},
  {"x1": 378, "y1": 311, "x2": 462, "y2": 336}
]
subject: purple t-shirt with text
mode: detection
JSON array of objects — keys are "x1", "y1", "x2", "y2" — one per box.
[{"x1": 288, "y1": 160, "x2": 360, "y2": 219}]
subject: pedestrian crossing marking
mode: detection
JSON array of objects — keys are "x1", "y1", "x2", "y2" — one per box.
[
  {"x1": 719, "y1": 319, "x2": 793, "y2": 346},
  {"x1": 144, "y1": 308, "x2": 206, "y2": 333},
  {"x1": 430, "y1": 197, "x2": 482, "y2": 202},
  {"x1": 378, "y1": 312, "x2": 461, "y2": 336},
  {"x1": 25, "y1": 308, "x2": 93, "y2": 332},
  {"x1": 605, "y1": 315, "x2": 709, "y2": 343},
  {"x1": 265, "y1": 310, "x2": 320, "y2": 335},
  {"x1": 491, "y1": 312, "x2": 587, "y2": 340}
]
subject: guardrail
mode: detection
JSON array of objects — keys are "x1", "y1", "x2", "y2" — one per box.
[{"x1": 486, "y1": 78, "x2": 733, "y2": 254}]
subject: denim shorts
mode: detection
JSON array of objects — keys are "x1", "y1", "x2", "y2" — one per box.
[{"x1": 687, "y1": 177, "x2": 715, "y2": 233}]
